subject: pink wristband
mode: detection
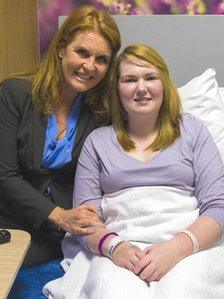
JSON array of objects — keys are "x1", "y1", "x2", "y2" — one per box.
[
  {"x1": 98, "y1": 232, "x2": 118, "y2": 256},
  {"x1": 180, "y1": 229, "x2": 199, "y2": 254}
]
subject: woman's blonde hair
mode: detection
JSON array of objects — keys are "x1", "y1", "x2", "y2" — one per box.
[
  {"x1": 111, "y1": 44, "x2": 182, "y2": 151},
  {"x1": 33, "y1": 5, "x2": 121, "y2": 125}
]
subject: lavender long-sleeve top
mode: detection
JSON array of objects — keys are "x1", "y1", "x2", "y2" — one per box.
[{"x1": 74, "y1": 113, "x2": 224, "y2": 233}]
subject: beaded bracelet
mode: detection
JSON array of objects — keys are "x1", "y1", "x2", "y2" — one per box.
[
  {"x1": 98, "y1": 232, "x2": 118, "y2": 256},
  {"x1": 180, "y1": 229, "x2": 199, "y2": 253}
]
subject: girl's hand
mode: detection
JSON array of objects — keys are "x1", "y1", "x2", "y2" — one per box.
[
  {"x1": 111, "y1": 241, "x2": 145, "y2": 272},
  {"x1": 133, "y1": 235, "x2": 192, "y2": 282}
]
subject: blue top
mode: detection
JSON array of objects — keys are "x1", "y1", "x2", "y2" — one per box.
[{"x1": 42, "y1": 94, "x2": 82, "y2": 169}]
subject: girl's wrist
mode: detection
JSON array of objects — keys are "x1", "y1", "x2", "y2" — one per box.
[
  {"x1": 179, "y1": 229, "x2": 199, "y2": 254},
  {"x1": 171, "y1": 232, "x2": 195, "y2": 260},
  {"x1": 106, "y1": 236, "x2": 126, "y2": 258},
  {"x1": 99, "y1": 233, "x2": 126, "y2": 257},
  {"x1": 109, "y1": 239, "x2": 127, "y2": 257},
  {"x1": 98, "y1": 232, "x2": 118, "y2": 256},
  {"x1": 180, "y1": 235, "x2": 195, "y2": 257}
]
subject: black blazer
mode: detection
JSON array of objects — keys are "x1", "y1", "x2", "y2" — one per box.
[{"x1": 0, "y1": 79, "x2": 94, "y2": 229}]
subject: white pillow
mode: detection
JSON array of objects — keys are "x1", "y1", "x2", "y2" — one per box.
[
  {"x1": 219, "y1": 87, "x2": 224, "y2": 106},
  {"x1": 178, "y1": 68, "x2": 224, "y2": 160}
]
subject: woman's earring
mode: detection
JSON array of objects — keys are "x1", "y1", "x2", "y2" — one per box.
[{"x1": 58, "y1": 57, "x2": 62, "y2": 66}]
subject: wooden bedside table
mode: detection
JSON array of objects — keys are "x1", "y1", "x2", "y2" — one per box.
[{"x1": 0, "y1": 229, "x2": 31, "y2": 299}]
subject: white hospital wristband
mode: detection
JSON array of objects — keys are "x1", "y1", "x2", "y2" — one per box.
[
  {"x1": 107, "y1": 236, "x2": 125, "y2": 258},
  {"x1": 180, "y1": 229, "x2": 199, "y2": 254}
]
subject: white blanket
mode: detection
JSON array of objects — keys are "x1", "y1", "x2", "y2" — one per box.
[{"x1": 43, "y1": 186, "x2": 224, "y2": 299}]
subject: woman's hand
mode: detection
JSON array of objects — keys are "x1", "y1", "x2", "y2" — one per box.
[
  {"x1": 111, "y1": 241, "x2": 145, "y2": 272},
  {"x1": 133, "y1": 235, "x2": 192, "y2": 282},
  {"x1": 48, "y1": 205, "x2": 105, "y2": 234}
]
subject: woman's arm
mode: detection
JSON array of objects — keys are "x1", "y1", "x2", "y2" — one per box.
[
  {"x1": 0, "y1": 79, "x2": 103, "y2": 233},
  {"x1": 0, "y1": 79, "x2": 57, "y2": 228}
]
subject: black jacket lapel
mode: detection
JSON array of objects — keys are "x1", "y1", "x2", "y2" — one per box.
[{"x1": 32, "y1": 107, "x2": 47, "y2": 170}]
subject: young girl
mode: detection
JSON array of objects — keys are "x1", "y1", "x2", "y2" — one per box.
[{"x1": 44, "y1": 44, "x2": 224, "y2": 299}]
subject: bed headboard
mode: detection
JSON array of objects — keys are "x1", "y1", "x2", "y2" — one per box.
[{"x1": 59, "y1": 15, "x2": 224, "y2": 86}]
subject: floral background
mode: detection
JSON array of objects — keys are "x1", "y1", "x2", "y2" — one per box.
[{"x1": 38, "y1": 0, "x2": 224, "y2": 55}]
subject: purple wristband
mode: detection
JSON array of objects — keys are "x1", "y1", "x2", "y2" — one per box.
[{"x1": 98, "y1": 232, "x2": 118, "y2": 256}]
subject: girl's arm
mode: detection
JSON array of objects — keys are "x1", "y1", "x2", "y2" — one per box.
[
  {"x1": 73, "y1": 131, "x2": 145, "y2": 268},
  {"x1": 134, "y1": 117, "x2": 224, "y2": 281},
  {"x1": 133, "y1": 215, "x2": 221, "y2": 282}
]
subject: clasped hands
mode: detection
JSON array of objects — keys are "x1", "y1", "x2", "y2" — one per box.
[
  {"x1": 111, "y1": 239, "x2": 182, "y2": 282},
  {"x1": 49, "y1": 206, "x2": 187, "y2": 283}
]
